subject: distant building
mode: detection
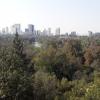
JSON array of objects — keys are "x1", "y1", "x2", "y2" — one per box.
[
  {"x1": 1, "y1": 27, "x2": 9, "y2": 34},
  {"x1": 28, "y1": 24, "x2": 34, "y2": 33},
  {"x1": 70, "y1": 31, "x2": 77, "y2": 37},
  {"x1": 36, "y1": 30, "x2": 42, "y2": 36},
  {"x1": 55, "y1": 28, "x2": 60, "y2": 35},
  {"x1": 25, "y1": 28, "x2": 29, "y2": 33},
  {"x1": 5, "y1": 27, "x2": 9, "y2": 33},
  {"x1": 48, "y1": 28, "x2": 52, "y2": 36},
  {"x1": 11, "y1": 24, "x2": 21, "y2": 34},
  {"x1": 65, "y1": 32, "x2": 68, "y2": 36},
  {"x1": 2, "y1": 28, "x2": 6, "y2": 34},
  {"x1": 94, "y1": 32, "x2": 100, "y2": 37},
  {"x1": 43, "y1": 29, "x2": 48, "y2": 36},
  {"x1": 88, "y1": 31, "x2": 93, "y2": 37}
]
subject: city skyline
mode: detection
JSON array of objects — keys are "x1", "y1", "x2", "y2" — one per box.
[
  {"x1": 0, "y1": 0, "x2": 100, "y2": 35},
  {"x1": 0, "y1": 23, "x2": 100, "y2": 35},
  {"x1": 0, "y1": 23, "x2": 60, "y2": 35}
]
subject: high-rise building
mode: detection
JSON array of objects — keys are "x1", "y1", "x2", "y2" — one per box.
[
  {"x1": 28, "y1": 24, "x2": 34, "y2": 33},
  {"x1": 25, "y1": 28, "x2": 29, "y2": 33},
  {"x1": 11, "y1": 24, "x2": 21, "y2": 34},
  {"x1": 36, "y1": 30, "x2": 41, "y2": 36},
  {"x1": 1, "y1": 27, "x2": 9, "y2": 34},
  {"x1": 88, "y1": 31, "x2": 93, "y2": 37},
  {"x1": 2, "y1": 28, "x2": 5, "y2": 34},
  {"x1": 70, "y1": 31, "x2": 77, "y2": 37},
  {"x1": 55, "y1": 28, "x2": 60, "y2": 35},
  {"x1": 5, "y1": 27, "x2": 9, "y2": 33},
  {"x1": 48, "y1": 28, "x2": 52, "y2": 36},
  {"x1": 43, "y1": 29, "x2": 48, "y2": 36}
]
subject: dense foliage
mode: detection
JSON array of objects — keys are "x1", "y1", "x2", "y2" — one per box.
[{"x1": 0, "y1": 34, "x2": 99, "y2": 100}]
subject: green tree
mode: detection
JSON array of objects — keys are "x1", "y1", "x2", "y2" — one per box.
[
  {"x1": 34, "y1": 39, "x2": 83, "y2": 80},
  {"x1": 33, "y1": 71, "x2": 58, "y2": 100},
  {"x1": 13, "y1": 32, "x2": 23, "y2": 56},
  {"x1": 0, "y1": 33, "x2": 34, "y2": 100},
  {"x1": 84, "y1": 71, "x2": 100, "y2": 100}
]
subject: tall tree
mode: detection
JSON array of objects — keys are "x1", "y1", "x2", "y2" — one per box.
[
  {"x1": 0, "y1": 33, "x2": 34, "y2": 100},
  {"x1": 13, "y1": 32, "x2": 24, "y2": 57},
  {"x1": 13, "y1": 32, "x2": 34, "y2": 73}
]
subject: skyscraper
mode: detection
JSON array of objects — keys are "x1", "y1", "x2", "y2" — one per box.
[
  {"x1": 28, "y1": 24, "x2": 34, "y2": 33},
  {"x1": 5, "y1": 27, "x2": 9, "y2": 33},
  {"x1": 2, "y1": 28, "x2": 5, "y2": 34},
  {"x1": 70, "y1": 31, "x2": 77, "y2": 37},
  {"x1": 48, "y1": 28, "x2": 52, "y2": 36},
  {"x1": 25, "y1": 28, "x2": 29, "y2": 33},
  {"x1": 12, "y1": 24, "x2": 21, "y2": 34},
  {"x1": 55, "y1": 28, "x2": 60, "y2": 36},
  {"x1": 43, "y1": 29, "x2": 48, "y2": 36},
  {"x1": 88, "y1": 31, "x2": 93, "y2": 37}
]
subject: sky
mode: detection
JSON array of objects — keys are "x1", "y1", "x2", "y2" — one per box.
[{"x1": 0, "y1": 0, "x2": 100, "y2": 35}]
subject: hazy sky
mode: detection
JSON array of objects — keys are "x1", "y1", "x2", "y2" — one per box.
[{"x1": 0, "y1": 0, "x2": 100, "y2": 35}]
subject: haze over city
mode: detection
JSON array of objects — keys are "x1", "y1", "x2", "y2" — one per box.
[
  {"x1": 0, "y1": 0, "x2": 100, "y2": 35},
  {"x1": 0, "y1": 0, "x2": 100, "y2": 99}
]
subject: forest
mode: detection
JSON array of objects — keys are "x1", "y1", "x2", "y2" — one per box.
[{"x1": 0, "y1": 33, "x2": 99, "y2": 100}]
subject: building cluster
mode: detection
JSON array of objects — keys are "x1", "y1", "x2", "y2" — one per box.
[
  {"x1": 0, "y1": 24, "x2": 62, "y2": 37},
  {"x1": 88, "y1": 31, "x2": 100, "y2": 37},
  {"x1": 0, "y1": 24, "x2": 100, "y2": 39}
]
